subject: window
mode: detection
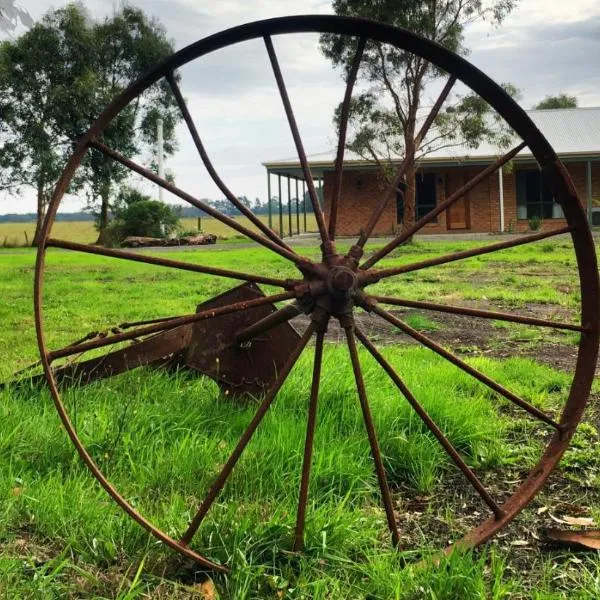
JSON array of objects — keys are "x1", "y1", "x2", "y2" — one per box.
[
  {"x1": 396, "y1": 172, "x2": 437, "y2": 223},
  {"x1": 516, "y1": 170, "x2": 563, "y2": 219},
  {"x1": 416, "y1": 172, "x2": 437, "y2": 220}
]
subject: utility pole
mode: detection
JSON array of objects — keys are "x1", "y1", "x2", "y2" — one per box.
[{"x1": 157, "y1": 118, "x2": 164, "y2": 202}]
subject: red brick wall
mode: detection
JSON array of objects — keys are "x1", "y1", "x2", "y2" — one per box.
[
  {"x1": 323, "y1": 160, "x2": 598, "y2": 236},
  {"x1": 323, "y1": 169, "x2": 397, "y2": 237}
]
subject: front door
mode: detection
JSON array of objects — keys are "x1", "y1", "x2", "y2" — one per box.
[{"x1": 446, "y1": 173, "x2": 469, "y2": 230}]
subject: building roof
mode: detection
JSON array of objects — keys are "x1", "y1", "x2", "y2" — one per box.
[{"x1": 264, "y1": 107, "x2": 600, "y2": 178}]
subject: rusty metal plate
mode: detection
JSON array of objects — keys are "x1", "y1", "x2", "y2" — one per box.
[
  {"x1": 186, "y1": 283, "x2": 300, "y2": 398},
  {"x1": 14, "y1": 325, "x2": 194, "y2": 389}
]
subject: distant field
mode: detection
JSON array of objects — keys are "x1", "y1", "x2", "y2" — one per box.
[{"x1": 0, "y1": 214, "x2": 319, "y2": 246}]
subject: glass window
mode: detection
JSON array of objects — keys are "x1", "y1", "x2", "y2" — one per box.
[
  {"x1": 396, "y1": 173, "x2": 437, "y2": 223},
  {"x1": 516, "y1": 170, "x2": 562, "y2": 219}
]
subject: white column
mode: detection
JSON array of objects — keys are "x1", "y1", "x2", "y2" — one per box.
[{"x1": 157, "y1": 118, "x2": 164, "y2": 202}]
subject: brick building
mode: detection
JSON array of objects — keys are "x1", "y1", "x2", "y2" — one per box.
[{"x1": 263, "y1": 107, "x2": 600, "y2": 236}]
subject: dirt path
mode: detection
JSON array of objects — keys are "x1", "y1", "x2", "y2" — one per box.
[{"x1": 292, "y1": 300, "x2": 585, "y2": 374}]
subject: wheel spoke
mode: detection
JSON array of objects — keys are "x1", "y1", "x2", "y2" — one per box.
[
  {"x1": 165, "y1": 72, "x2": 295, "y2": 254},
  {"x1": 87, "y1": 139, "x2": 311, "y2": 268},
  {"x1": 329, "y1": 37, "x2": 366, "y2": 240},
  {"x1": 179, "y1": 322, "x2": 315, "y2": 546},
  {"x1": 47, "y1": 292, "x2": 295, "y2": 363},
  {"x1": 344, "y1": 324, "x2": 400, "y2": 546},
  {"x1": 363, "y1": 226, "x2": 572, "y2": 283},
  {"x1": 263, "y1": 36, "x2": 331, "y2": 250},
  {"x1": 47, "y1": 238, "x2": 296, "y2": 289},
  {"x1": 361, "y1": 141, "x2": 527, "y2": 270},
  {"x1": 235, "y1": 301, "x2": 304, "y2": 344},
  {"x1": 351, "y1": 75, "x2": 457, "y2": 255},
  {"x1": 367, "y1": 301, "x2": 561, "y2": 430},
  {"x1": 293, "y1": 328, "x2": 325, "y2": 550},
  {"x1": 354, "y1": 327, "x2": 504, "y2": 519},
  {"x1": 371, "y1": 295, "x2": 586, "y2": 333}
]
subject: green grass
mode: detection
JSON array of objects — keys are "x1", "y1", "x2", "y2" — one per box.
[
  {"x1": 370, "y1": 238, "x2": 585, "y2": 308},
  {"x1": 0, "y1": 237, "x2": 599, "y2": 597},
  {"x1": 1, "y1": 236, "x2": 591, "y2": 376},
  {"x1": 403, "y1": 313, "x2": 441, "y2": 331},
  {"x1": 0, "y1": 349, "x2": 577, "y2": 597}
]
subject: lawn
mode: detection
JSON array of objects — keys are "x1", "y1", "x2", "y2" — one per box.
[
  {"x1": 1, "y1": 237, "x2": 599, "y2": 598},
  {"x1": 0, "y1": 215, "x2": 320, "y2": 247}
]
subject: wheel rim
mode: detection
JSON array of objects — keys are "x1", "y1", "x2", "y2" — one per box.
[{"x1": 34, "y1": 15, "x2": 600, "y2": 571}]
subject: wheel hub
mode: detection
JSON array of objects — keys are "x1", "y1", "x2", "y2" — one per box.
[
  {"x1": 299, "y1": 258, "x2": 365, "y2": 324},
  {"x1": 327, "y1": 265, "x2": 357, "y2": 295}
]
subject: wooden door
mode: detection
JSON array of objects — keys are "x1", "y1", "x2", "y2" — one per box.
[{"x1": 446, "y1": 173, "x2": 470, "y2": 230}]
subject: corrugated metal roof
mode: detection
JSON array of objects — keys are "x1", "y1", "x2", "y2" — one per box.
[
  {"x1": 528, "y1": 107, "x2": 600, "y2": 155},
  {"x1": 264, "y1": 107, "x2": 600, "y2": 169}
]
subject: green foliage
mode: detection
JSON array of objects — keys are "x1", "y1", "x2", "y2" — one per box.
[
  {"x1": 118, "y1": 201, "x2": 179, "y2": 239},
  {"x1": 403, "y1": 313, "x2": 441, "y2": 331},
  {"x1": 106, "y1": 187, "x2": 179, "y2": 243},
  {"x1": 534, "y1": 93, "x2": 578, "y2": 110},
  {"x1": 0, "y1": 4, "x2": 90, "y2": 243},
  {"x1": 0, "y1": 3, "x2": 179, "y2": 245},
  {"x1": 528, "y1": 215, "x2": 542, "y2": 231}
]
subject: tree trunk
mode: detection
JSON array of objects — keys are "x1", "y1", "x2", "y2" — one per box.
[
  {"x1": 403, "y1": 136, "x2": 417, "y2": 243},
  {"x1": 95, "y1": 188, "x2": 110, "y2": 245},
  {"x1": 32, "y1": 182, "x2": 46, "y2": 247}
]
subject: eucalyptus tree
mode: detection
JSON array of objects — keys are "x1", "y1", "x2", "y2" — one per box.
[
  {"x1": 320, "y1": 0, "x2": 518, "y2": 232},
  {"x1": 0, "y1": 3, "x2": 179, "y2": 245}
]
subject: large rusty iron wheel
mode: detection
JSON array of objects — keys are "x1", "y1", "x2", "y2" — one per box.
[{"x1": 35, "y1": 16, "x2": 599, "y2": 572}]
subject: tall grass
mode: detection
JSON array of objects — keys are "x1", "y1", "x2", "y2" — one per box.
[{"x1": 0, "y1": 343, "x2": 574, "y2": 596}]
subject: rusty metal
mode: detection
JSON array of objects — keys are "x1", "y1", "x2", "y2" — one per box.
[
  {"x1": 293, "y1": 327, "x2": 326, "y2": 551},
  {"x1": 186, "y1": 283, "x2": 301, "y2": 398},
  {"x1": 345, "y1": 322, "x2": 401, "y2": 546},
  {"x1": 32, "y1": 14, "x2": 599, "y2": 573},
  {"x1": 165, "y1": 72, "x2": 294, "y2": 253},
  {"x1": 47, "y1": 238, "x2": 297, "y2": 289},
  {"x1": 12, "y1": 286, "x2": 299, "y2": 397},
  {"x1": 355, "y1": 326, "x2": 504, "y2": 519},
  {"x1": 48, "y1": 290, "x2": 295, "y2": 363},
  {"x1": 88, "y1": 139, "x2": 310, "y2": 269},
  {"x1": 361, "y1": 225, "x2": 573, "y2": 284},
  {"x1": 28, "y1": 326, "x2": 191, "y2": 389},
  {"x1": 180, "y1": 323, "x2": 315, "y2": 546},
  {"x1": 371, "y1": 296, "x2": 587, "y2": 332},
  {"x1": 264, "y1": 35, "x2": 332, "y2": 256},
  {"x1": 365, "y1": 298, "x2": 562, "y2": 431},
  {"x1": 234, "y1": 300, "x2": 305, "y2": 344},
  {"x1": 329, "y1": 37, "x2": 366, "y2": 241}
]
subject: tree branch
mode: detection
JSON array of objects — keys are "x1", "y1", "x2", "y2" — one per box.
[{"x1": 375, "y1": 42, "x2": 407, "y2": 128}]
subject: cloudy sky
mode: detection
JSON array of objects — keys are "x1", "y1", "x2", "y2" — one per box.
[{"x1": 1, "y1": 0, "x2": 599, "y2": 214}]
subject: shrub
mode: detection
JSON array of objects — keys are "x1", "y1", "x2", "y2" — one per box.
[
  {"x1": 105, "y1": 187, "x2": 180, "y2": 245},
  {"x1": 119, "y1": 200, "x2": 179, "y2": 238},
  {"x1": 528, "y1": 215, "x2": 542, "y2": 231}
]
